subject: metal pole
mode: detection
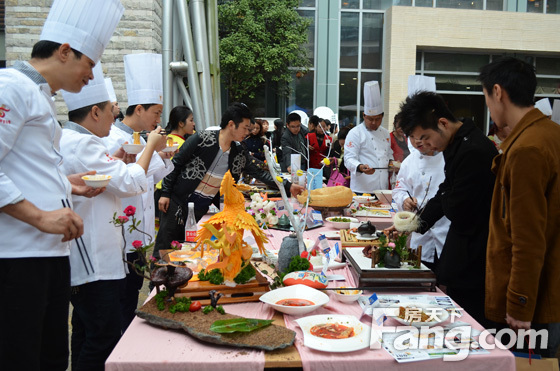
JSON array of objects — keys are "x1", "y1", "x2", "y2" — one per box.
[
  {"x1": 176, "y1": 0, "x2": 205, "y2": 128},
  {"x1": 175, "y1": 75, "x2": 193, "y2": 110},
  {"x1": 162, "y1": 0, "x2": 173, "y2": 127},
  {"x1": 190, "y1": 0, "x2": 215, "y2": 126},
  {"x1": 172, "y1": 7, "x2": 183, "y2": 109},
  {"x1": 206, "y1": 0, "x2": 221, "y2": 121}
]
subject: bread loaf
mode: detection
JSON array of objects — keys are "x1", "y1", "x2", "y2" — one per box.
[{"x1": 296, "y1": 186, "x2": 353, "y2": 207}]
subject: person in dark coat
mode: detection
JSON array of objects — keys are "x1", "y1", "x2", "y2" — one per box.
[
  {"x1": 280, "y1": 112, "x2": 309, "y2": 172},
  {"x1": 396, "y1": 91, "x2": 498, "y2": 328}
]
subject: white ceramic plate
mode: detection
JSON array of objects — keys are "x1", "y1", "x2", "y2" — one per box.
[
  {"x1": 385, "y1": 303, "x2": 450, "y2": 327},
  {"x1": 295, "y1": 314, "x2": 372, "y2": 353},
  {"x1": 324, "y1": 216, "x2": 359, "y2": 230},
  {"x1": 81, "y1": 174, "x2": 111, "y2": 188},
  {"x1": 353, "y1": 195, "x2": 376, "y2": 203},
  {"x1": 259, "y1": 284, "x2": 329, "y2": 315},
  {"x1": 122, "y1": 143, "x2": 145, "y2": 154},
  {"x1": 352, "y1": 209, "x2": 392, "y2": 218},
  {"x1": 350, "y1": 231, "x2": 378, "y2": 240},
  {"x1": 162, "y1": 144, "x2": 179, "y2": 153},
  {"x1": 323, "y1": 231, "x2": 340, "y2": 239}
]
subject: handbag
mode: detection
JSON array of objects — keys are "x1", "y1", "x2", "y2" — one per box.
[{"x1": 327, "y1": 157, "x2": 350, "y2": 187}]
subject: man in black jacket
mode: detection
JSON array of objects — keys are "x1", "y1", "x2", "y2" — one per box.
[
  {"x1": 397, "y1": 92, "x2": 498, "y2": 328},
  {"x1": 155, "y1": 103, "x2": 304, "y2": 257},
  {"x1": 281, "y1": 112, "x2": 309, "y2": 172}
]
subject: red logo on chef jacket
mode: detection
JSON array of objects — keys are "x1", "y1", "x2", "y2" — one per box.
[
  {"x1": 347, "y1": 141, "x2": 353, "y2": 148},
  {"x1": 0, "y1": 105, "x2": 11, "y2": 124}
]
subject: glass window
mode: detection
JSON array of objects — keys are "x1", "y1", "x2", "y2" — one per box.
[
  {"x1": 536, "y1": 57, "x2": 560, "y2": 75},
  {"x1": 340, "y1": 12, "x2": 360, "y2": 68},
  {"x1": 547, "y1": 0, "x2": 560, "y2": 13},
  {"x1": 364, "y1": 0, "x2": 412, "y2": 9},
  {"x1": 300, "y1": 0, "x2": 316, "y2": 7},
  {"x1": 287, "y1": 70, "x2": 315, "y2": 116},
  {"x1": 424, "y1": 52, "x2": 489, "y2": 72},
  {"x1": 527, "y1": 0, "x2": 544, "y2": 12},
  {"x1": 297, "y1": 10, "x2": 316, "y2": 65},
  {"x1": 338, "y1": 72, "x2": 360, "y2": 126},
  {"x1": 486, "y1": 0, "x2": 504, "y2": 10},
  {"x1": 436, "y1": 0, "x2": 483, "y2": 9},
  {"x1": 536, "y1": 78, "x2": 560, "y2": 95},
  {"x1": 361, "y1": 13, "x2": 383, "y2": 69},
  {"x1": 415, "y1": 0, "x2": 434, "y2": 7},
  {"x1": 432, "y1": 74, "x2": 484, "y2": 92},
  {"x1": 416, "y1": 51, "x2": 422, "y2": 70},
  {"x1": 341, "y1": 0, "x2": 360, "y2": 9}
]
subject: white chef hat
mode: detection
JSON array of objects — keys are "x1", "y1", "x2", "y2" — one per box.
[
  {"x1": 39, "y1": 0, "x2": 124, "y2": 64},
  {"x1": 62, "y1": 63, "x2": 110, "y2": 111},
  {"x1": 124, "y1": 53, "x2": 163, "y2": 106},
  {"x1": 552, "y1": 100, "x2": 560, "y2": 125},
  {"x1": 408, "y1": 75, "x2": 436, "y2": 97},
  {"x1": 105, "y1": 78, "x2": 117, "y2": 103},
  {"x1": 363, "y1": 81, "x2": 383, "y2": 116},
  {"x1": 535, "y1": 98, "x2": 552, "y2": 116}
]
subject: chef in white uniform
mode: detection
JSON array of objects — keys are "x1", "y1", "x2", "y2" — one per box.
[
  {"x1": 392, "y1": 75, "x2": 449, "y2": 270},
  {"x1": 102, "y1": 53, "x2": 173, "y2": 331},
  {"x1": 0, "y1": 0, "x2": 123, "y2": 369},
  {"x1": 344, "y1": 81, "x2": 393, "y2": 193},
  {"x1": 60, "y1": 63, "x2": 166, "y2": 370}
]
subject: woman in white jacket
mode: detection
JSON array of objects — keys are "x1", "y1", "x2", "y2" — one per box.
[{"x1": 392, "y1": 137, "x2": 450, "y2": 271}]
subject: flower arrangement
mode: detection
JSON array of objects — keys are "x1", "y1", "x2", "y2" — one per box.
[
  {"x1": 375, "y1": 232, "x2": 421, "y2": 269},
  {"x1": 111, "y1": 206, "x2": 187, "y2": 294},
  {"x1": 245, "y1": 192, "x2": 278, "y2": 226}
]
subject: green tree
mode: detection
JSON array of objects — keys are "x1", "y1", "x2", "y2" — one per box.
[{"x1": 218, "y1": 0, "x2": 311, "y2": 101}]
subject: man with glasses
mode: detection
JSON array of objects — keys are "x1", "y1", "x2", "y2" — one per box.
[{"x1": 281, "y1": 112, "x2": 309, "y2": 172}]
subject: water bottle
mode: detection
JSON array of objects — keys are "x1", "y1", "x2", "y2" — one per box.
[{"x1": 184, "y1": 202, "x2": 197, "y2": 243}]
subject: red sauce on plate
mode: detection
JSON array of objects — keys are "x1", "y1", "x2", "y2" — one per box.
[
  {"x1": 310, "y1": 323, "x2": 355, "y2": 339},
  {"x1": 276, "y1": 298, "x2": 315, "y2": 306}
]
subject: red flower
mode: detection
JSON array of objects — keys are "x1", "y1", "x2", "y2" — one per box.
[
  {"x1": 132, "y1": 240, "x2": 143, "y2": 249},
  {"x1": 170, "y1": 240, "x2": 181, "y2": 249},
  {"x1": 124, "y1": 205, "x2": 136, "y2": 217},
  {"x1": 117, "y1": 216, "x2": 129, "y2": 223}
]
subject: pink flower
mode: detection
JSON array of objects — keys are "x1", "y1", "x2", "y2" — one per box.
[
  {"x1": 132, "y1": 240, "x2": 143, "y2": 249},
  {"x1": 149, "y1": 256, "x2": 157, "y2": 262},
  {"x1": 170, "y1": 240, "x2": 181, "y2": 249},
  {"x1": 388, "y1": 242, "x2": 396, "y2": 248},
  {"x1": 117, "y1": 216, "x2": 129, "y2": 224},
  {"x1": 124, "y1": 205, "x2": 136, "y2": 217}
]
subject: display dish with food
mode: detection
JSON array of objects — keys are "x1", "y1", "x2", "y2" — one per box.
[
  {"x1": 162, "y1": 143, "x2": 179, "y2": 153},
  {"x1": 353, "y1": 194, "x2": 376, "y2": 203},
  {"x1": 373, "y1": 189, "x2": 393, "y2": 205},
  {"x1": 297, "y1": 186, "x2": 353, "y2": 208},
  {"x1": 324, "y1": 216, "x2": 359, "y2": 229},
  {"x1": 386, "y1": 303, "x2": 450, "y2": 327},
  {"x1": 122, "y1": 143, "x2": 145, "y2": 154},
  {"x1": 351, "y1": 208, "x2": 392, "y2": 218},
  {"x1": 259, "y1": 284, "x2": 329, "y2": 315},
  {"x1": 356, "y1": 200, "x2": 392, "y2": 210},
  {"x1": 332, "y1": 287, "x2": 363, "y2": 303},
  {"x1": 294, "y1": 314, "x2": 372, "y2": 352},
  {"x1": 81, "y1": 174, "x2": 111, "y2": 188}
]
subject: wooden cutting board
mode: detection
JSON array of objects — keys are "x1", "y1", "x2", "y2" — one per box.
[{"x1": 340, "y1": 229, "x2": 382, "y2": 247}]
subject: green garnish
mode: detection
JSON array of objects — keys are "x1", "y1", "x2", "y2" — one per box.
[
  {"x1": 329, "y1": 217, "x2": 351, "y2": 222},
  {"x1": 210, "y1": 318, "x2": 274, "y2": 333},
  {"x1": 203, "y1": 305, "x2": 215, "y2": 314},
  {"x1": 198, "y1": 268, "x2": 225, "y2": 285},
  {"x1": 234, "y1": 262, "x2": 256, "y2": 284}
]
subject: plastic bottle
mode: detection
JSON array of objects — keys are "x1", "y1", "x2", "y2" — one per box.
[{"x1": 184, "y1": 202, "x2": 197, "y2": 243}]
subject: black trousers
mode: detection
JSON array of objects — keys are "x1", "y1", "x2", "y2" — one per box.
[
  {"x1": 446, "y1": 284, "x2": 492, "y2": 330},
  {"x1": 71, "y1": 279, "x2": 123, "y2": 371},
  {"x1": 0, "y1": 257, "x2": 70, "y2": 371},
  {"x1": 120, "y1": 252, "x2": 145, "y2": 332},
  {"x1": 153, "y1": 198, "x2": 185, "y2": 259}
]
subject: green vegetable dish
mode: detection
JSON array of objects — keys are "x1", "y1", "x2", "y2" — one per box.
[{"x1": 329, "y1": 217, "x2": 351, "y2": 222}]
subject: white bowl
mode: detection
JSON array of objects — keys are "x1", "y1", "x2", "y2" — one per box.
[
  {"x1": 325, "y1": 216, "x2": 359, "y2": 230},
  {"x1": 122, "y1": 143, "x2": 145, "y2": 154},
  {"x1": 386, "y1": 303, "x2": 450, "y2": 327},
  {"x1": 332, "y1": 287, "x2": 363, "y2": 303},
  {"x1": 162, "y1": 144, "x2": 179, "y2": 153},
  {"x1": 81, "y1": 174, "x2": 111, "y2": 188},
  {"x1": 259, "y1": 284, "x2": 329, "y2": 315},
  {"x1": 373, "y1": 189, "x2": 392, "y2": 205}
]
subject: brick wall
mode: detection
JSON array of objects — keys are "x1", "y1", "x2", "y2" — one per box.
[{"x1": 5, "y1": 0, "x2": 163, "y2": 120}]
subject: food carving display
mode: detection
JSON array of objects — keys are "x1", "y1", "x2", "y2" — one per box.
[
  {"x1": 246, "y1": 192, "x2": 279, "y2": 226},
  {"x1": 283, "y1": 271, "x2": 328, "y2": 289},
  {"x1": 195, "y1": 171, "x2": 268, "y2": 284},
  {"x1": 296, "y1": 186, "x2": 353, "y2": 207}
]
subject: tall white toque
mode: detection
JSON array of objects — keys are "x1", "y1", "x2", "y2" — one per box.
[
  {"x1": 124, "y1": 53, "x2": 164, "y2": 106},
  {"x1": 39, "y1": 0, "x2": 124, "y2": 64},
  {"x1": 408, "y1": 75, "x2": 437, "y2": 97},
  {"x1": 535, "y1": 98, "x2": 552, "y2": 116},
  {"x1": 105, "y1": 78, "x2": 118, "y2": 103},
  {"x1": 62, "y1": 63, "x2": 110, "y2": 111},
  {"x1": 363, "y1": 81, "x2": 383, "y2": 116}
]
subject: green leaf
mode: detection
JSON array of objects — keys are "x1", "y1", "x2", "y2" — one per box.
[{"x1": 210, "y1": 318, "x2": 273, "y2": 333}]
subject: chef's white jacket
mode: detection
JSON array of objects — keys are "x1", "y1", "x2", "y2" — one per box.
[
  {"x1": 0, "y1": 64, "x2": 72, "y2": 258},
  {"x1": 102, "y1": 120, "x2": 173, "y2": 249},
  {"x1": 60, "y1": 122, "x2": 149, "y2": 286},
  {"x1": 344, "y1": 123, "x2": 393, "y2": 193},
  {"x1": 392, "y1": 145, "x2": 450, "y2": 263}
]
